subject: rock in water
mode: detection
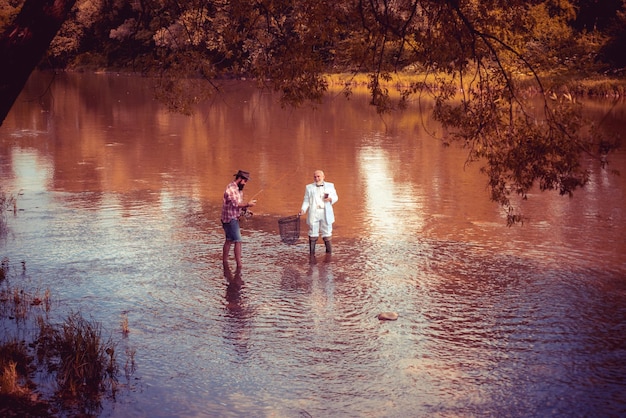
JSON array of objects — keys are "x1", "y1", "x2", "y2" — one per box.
[{"x1": 377, "y1": 312, "x2": 399, "y2": 321}]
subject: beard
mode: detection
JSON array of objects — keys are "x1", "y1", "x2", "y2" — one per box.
[{"x1": 238, "y1": 183, "x2": 245, "y2": 191}]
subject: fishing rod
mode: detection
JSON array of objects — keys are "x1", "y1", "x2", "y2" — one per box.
[
  {"x1": 246, "y1": 167, "x2": 299, "y2": 202},
  {"x1": 240, "y1": 167, "x2": 299, "y2": 218}
]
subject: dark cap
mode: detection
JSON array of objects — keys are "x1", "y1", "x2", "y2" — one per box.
[{"x1": 233, "y1": 170, "x2": 250, "y2": 180}]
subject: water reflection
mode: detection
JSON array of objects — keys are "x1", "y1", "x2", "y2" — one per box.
[
  {"x1": 1, "y1": 72, "x2": 626, "y2": 416},
  {"x1": 307, "y1": 255, "x2": 336, "y2": 344},
  {"x1": 223, "y1": 266, "x2": 252, "y2": 359},
  {"x1": 359, "y1": 142, "x2": 426, "y2": 240}
]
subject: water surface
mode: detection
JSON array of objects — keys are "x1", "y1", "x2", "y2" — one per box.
[{"x1": 1, "y1": 71, "x2": 625, "y2": 417}]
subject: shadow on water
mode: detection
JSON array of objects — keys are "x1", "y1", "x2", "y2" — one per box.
[{"x1": 222, "y1": 265, "x2": 254, "y2": 359}]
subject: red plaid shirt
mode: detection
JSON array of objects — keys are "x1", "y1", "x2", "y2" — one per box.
[{"x1": 221, "y1": 181, "x2": 244, "y2": 223}]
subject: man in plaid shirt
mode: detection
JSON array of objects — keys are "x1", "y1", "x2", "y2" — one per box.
[{"x1": 222, "y1": 170, "x2": 256, "y2": 272}]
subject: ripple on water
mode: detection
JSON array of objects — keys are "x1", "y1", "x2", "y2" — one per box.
[{"x1": 3, "y1": 191, "x2": 626, "y2": 417}]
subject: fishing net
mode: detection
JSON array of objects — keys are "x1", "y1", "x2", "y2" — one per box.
[{"x1": 278, "y1": 214, "x2": 300, "y2": 244}]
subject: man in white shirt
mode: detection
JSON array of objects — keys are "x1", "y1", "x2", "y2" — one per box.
[{"x1": 299, "y1": 170, "x2": 339, "y2": 255}]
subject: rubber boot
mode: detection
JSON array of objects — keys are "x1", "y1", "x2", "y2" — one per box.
[
  {"x1": 323, "y1": 237, "x2": 332, "y2": 253},
  {"x1": 309, "y1": 237, "x2": 317, "y2": 255}
]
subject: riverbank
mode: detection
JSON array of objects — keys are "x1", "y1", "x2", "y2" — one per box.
[
  {"x1": 58, "y1": 59, "x2": 626, "y2": 100},
  {"x1": 325, "y1": 70, "x2": 626, "y2": 99}
]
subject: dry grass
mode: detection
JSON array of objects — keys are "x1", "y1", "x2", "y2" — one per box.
[
  {"x1": 121, "y1": 312, "x2": 129, "y2": 336},
  {"x1": 0, "y1": 361, "x2": 23, "y2": 395},
  {"x1": 0, "y1": 361, "x2": 17, "y2": 394},
  {"x1": 324, "y1": 71, "x2": 449, "y2": 97},
  {"x1": 0, "y1": 340, "x2": 31, "y2": 405},
  {"x1": 325, "y1": 70, "x2": 626, "y2": 99}
]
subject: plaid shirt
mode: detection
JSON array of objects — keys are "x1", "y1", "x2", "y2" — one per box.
[{"x1": 221, "y1": 181, "x2": 244, "y2": 223}]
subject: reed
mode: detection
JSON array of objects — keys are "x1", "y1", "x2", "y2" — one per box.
[
  {"x1": 1, "y1": 261, "x2": 129, "y2": 415},
  {"x1": 0, "y1": 361, "x2": 19, "y2": 395},
  {"x1": 0, "y1": 340, "x2": 29, "y2": 396},
  {"x1": 0, "y1": 189, "x2": 16, "y2": 238},
  {"x1": 121, "y1": 313, "x2": 129, "y2": 336},
  {"x1": 50, "y1": 312, "x2": 118, "y2": 400},
  {"x1": 12, "y1": 288, "x2": 28, "y2": 321}
]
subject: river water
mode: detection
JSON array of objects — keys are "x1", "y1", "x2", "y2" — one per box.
[{"x1": 1, "y1": 72, "x2": 625, "y2": 417}]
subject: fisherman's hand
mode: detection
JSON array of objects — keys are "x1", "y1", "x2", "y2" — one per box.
[{"x1": 247, "y1": 200, "x2": 257, "y2": 207}]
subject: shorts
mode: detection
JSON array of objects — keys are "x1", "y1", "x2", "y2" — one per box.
[{"x1": 222, "y1": 219, "x2": 242, "y2": 242}]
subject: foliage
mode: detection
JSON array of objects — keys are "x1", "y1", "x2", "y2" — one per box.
[
  {"x1": 47, "y1": 0, "x2": 103, "y2": 66},
  {"x1": 84, "y1": 0, "x2": 620, "y2": 221},
  {"x1": 598, "y1": 1, "x2": 626, "y2": 69},
  {"x1": 0, "y1": 1, "x2": 21, "y2": 30},
  {"x1": 1, "y1": 0, "x2": 625, "y2": 221}
]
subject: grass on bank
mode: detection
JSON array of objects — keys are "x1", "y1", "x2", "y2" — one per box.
[
  {"x1": 325, "y1": 70, "x2": 626, "y2": 98},
  {"x1": 0, "y1": 258, "x2": 132, "y2": 416}
]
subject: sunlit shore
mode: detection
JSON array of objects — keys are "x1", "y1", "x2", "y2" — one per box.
[{"x1": 325, "y1": 71, "x2": 626, "y2": 98}]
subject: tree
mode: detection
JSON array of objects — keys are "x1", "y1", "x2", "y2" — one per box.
[
  {"x1": 0, "y1": 0, "x2": 620, "y2": 223},
  {"x1": 0, "y1": 0, "x2": 77, "y2": 125},
  {"x1": 134, "y1": 0, "x2": 617, "y2": 223},
  {"x1": 597, "y1": 0, "x2": 626, "y2": 69}
]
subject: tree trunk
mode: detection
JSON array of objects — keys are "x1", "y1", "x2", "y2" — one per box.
[{"x1": 0, "y1": 0, "x2": 76, "y2": 126}]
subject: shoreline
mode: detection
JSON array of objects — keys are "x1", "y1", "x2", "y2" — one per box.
[{"x1": 39, "y1": 67, "x2": 626, "y2": 100}]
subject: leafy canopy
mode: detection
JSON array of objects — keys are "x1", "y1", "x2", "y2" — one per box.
[{"x1": 3, "y1": 0, "x2": 622, "y2": 223}]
